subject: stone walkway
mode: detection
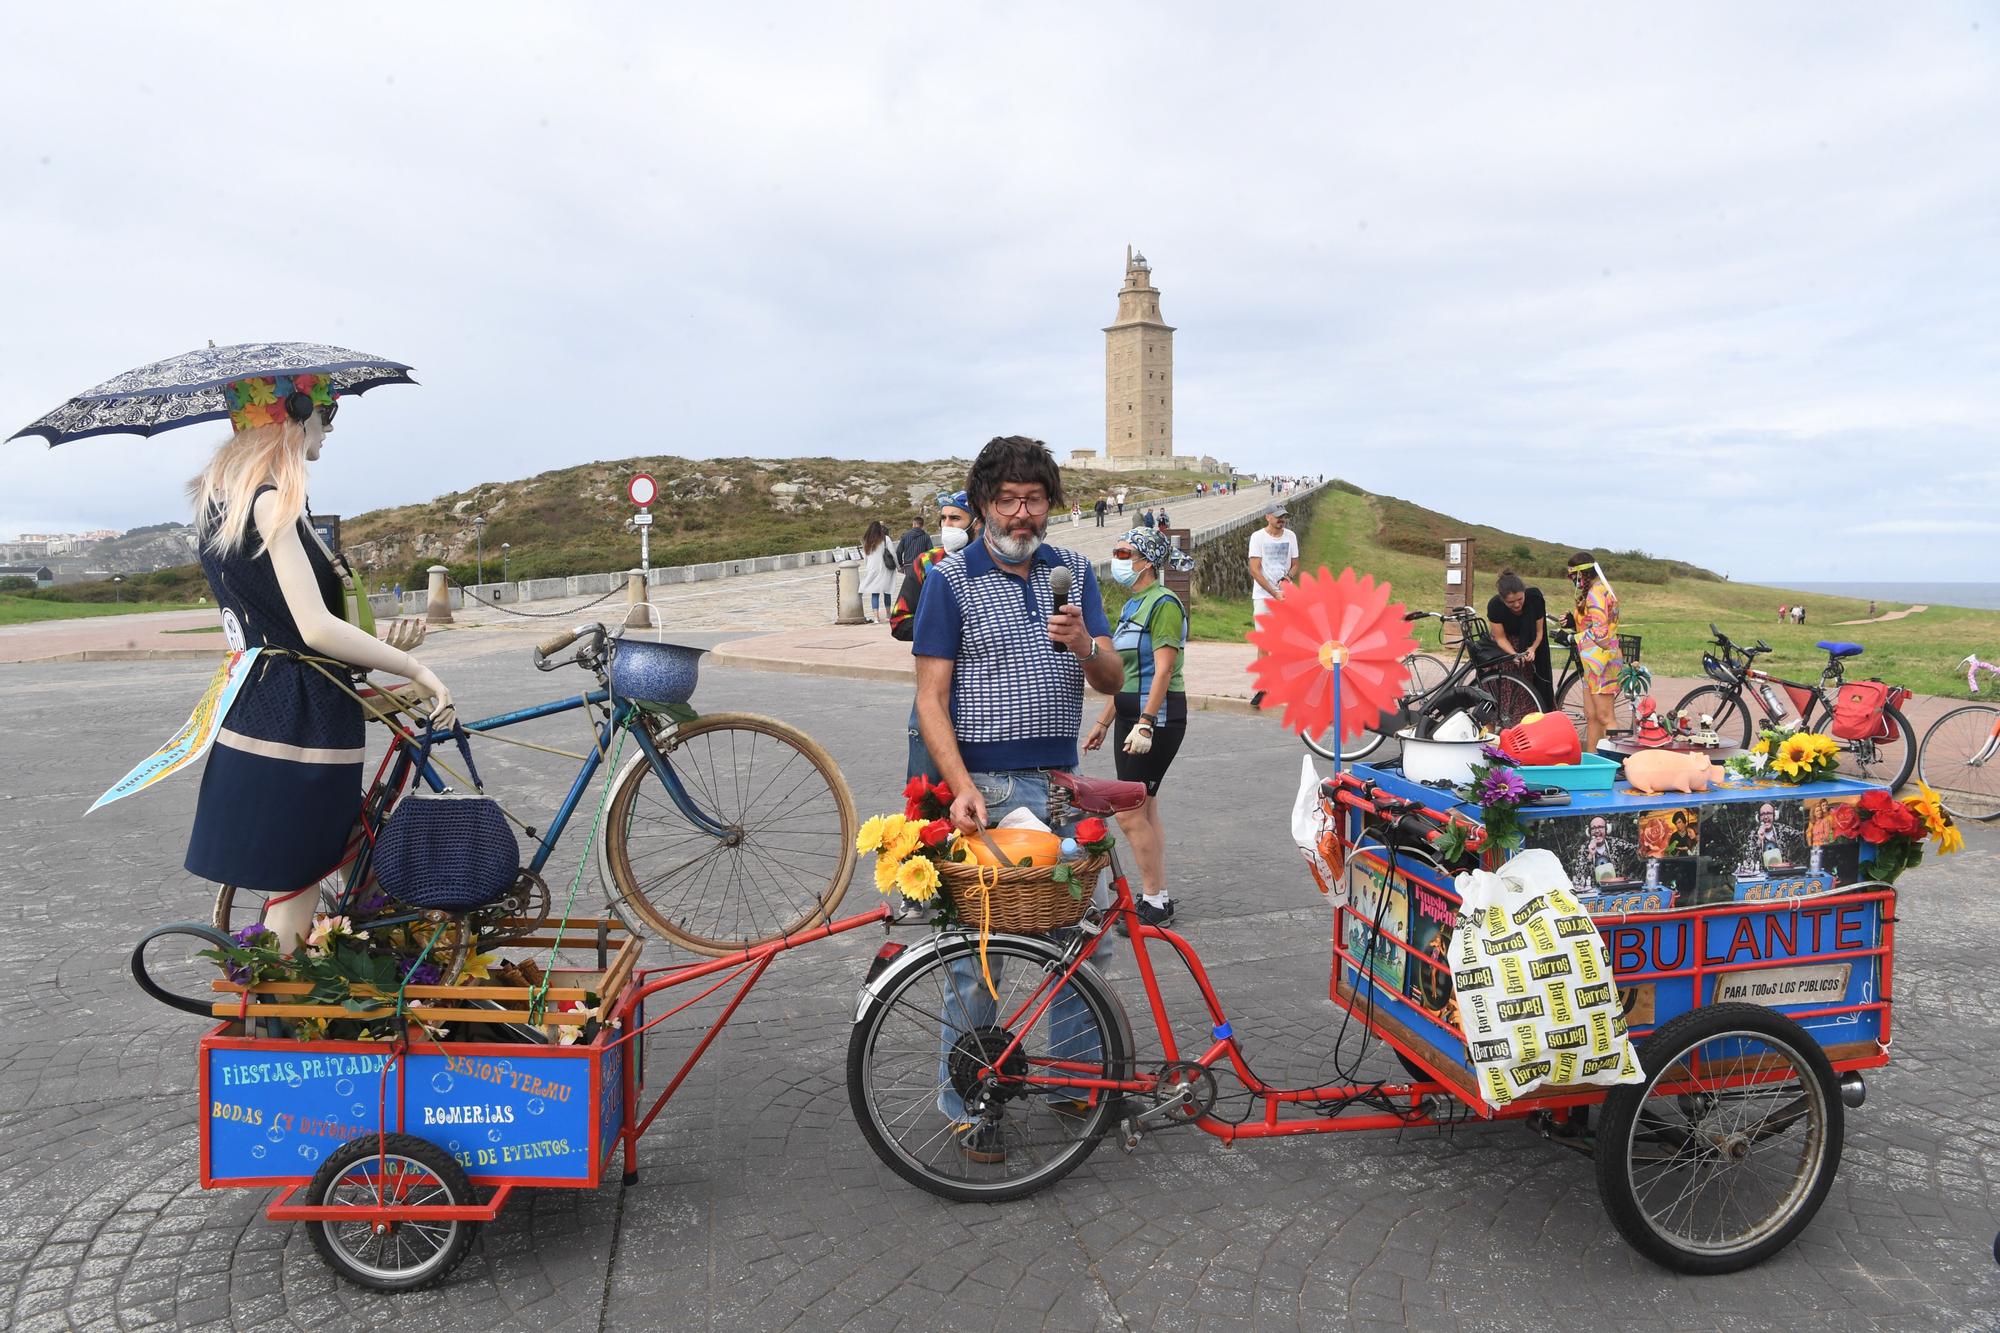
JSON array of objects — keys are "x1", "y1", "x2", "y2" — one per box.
[
  {"x1": 2, "y1": 646, "x2": 1997, "y2": 1330},
  {"x1": 1838, "y1": 605, "x2": 1930, "y2": 626}
]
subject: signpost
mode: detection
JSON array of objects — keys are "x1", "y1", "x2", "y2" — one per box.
[{"x1": 628, "y1": 473, "x2": 658, "y2": 572}]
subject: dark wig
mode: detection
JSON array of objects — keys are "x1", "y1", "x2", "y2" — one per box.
[{"x1": 965, "y1": 435, "x2": 1063, "y2": 514}]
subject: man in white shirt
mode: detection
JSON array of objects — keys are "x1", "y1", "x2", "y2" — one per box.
[
  {"x1": 1246, "y1": 503, "x2": 1299, "y2": 710},
  {"x1": 1247, "y1": 504, "x2": 1299, "y2": 608}
]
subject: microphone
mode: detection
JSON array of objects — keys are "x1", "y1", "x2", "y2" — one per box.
[{"x1": 1048, "y1": 565, "x2": 1072, "y2": 654}]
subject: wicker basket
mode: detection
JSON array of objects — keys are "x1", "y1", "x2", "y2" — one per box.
[{"x1": 938, "y1": 855, "x2": 1107, "y2": 934}]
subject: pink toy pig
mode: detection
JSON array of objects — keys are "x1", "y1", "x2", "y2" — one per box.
[{"x1": 1622, "y1": 749, "x2": 1716, "y2": 794}]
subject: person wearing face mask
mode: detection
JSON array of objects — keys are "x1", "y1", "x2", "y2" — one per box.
[
  {"x1": 911, "y1": 435, "x2": 1120, "y2": 1162},
  {"x1": 183, "y1": 375, "x2": 453, "y2": 955},
  {"x1": 1083, "y1": 527, "x2": 1193, "y2": 932},
  {"x1": 891, "y1": 488, "x2": 977, "y2": 780}
]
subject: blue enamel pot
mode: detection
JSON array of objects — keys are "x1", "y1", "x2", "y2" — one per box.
[{"x1": 607, "y1": 635, "x2": 706, "y2": 707}]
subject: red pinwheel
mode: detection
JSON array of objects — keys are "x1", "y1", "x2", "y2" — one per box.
[{"x1": 1245, "y1": 567, "x2": 1417, "y2": 745}]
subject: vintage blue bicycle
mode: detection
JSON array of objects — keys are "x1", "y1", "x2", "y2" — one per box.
[{"x1": 132, "y1": 621, "x2": 857, "y2": 1013}]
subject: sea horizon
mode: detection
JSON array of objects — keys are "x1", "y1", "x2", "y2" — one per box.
[{"x1": 1749, "y1": 580, "x2": 2000, "y2": 611}]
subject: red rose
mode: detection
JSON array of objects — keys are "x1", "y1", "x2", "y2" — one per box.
[
  {"x1": 903, "y1": 775, "x2": 930, "y2": 801},
  {"x1": 904, "y1": 800, "x2": 924, "y2": 821},
  {"x1": 1074, "y1": 817, "x2": 1109, "y2": 845},
  {"x1": 1859, "y1": 789, "x2": 1894, "y2": 815},
  {"x1": 1827, "y1": 803, "x2": 1862, "y2": 840},
  {"x1": 1861, "y1": 800, "x2": 1917, "y2": 843},
  {"x1": 919, "y1": 818, "x2": 952, "y2": 847},
  {"x1": 928, "y1": 779, "x2": 953, "y2": 804}
]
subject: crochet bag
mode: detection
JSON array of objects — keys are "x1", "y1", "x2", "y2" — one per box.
[{"x1": 375, "y1": 726, "x2": 521, "y2": 912}]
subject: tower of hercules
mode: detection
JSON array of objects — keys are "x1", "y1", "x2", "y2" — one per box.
[{"x1": 1104, "y1": 247, "x2": 1174, "y2": 461}]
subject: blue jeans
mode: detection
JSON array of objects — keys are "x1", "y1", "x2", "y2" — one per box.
[
  {"x1": 906, "y1": 703, "x2": 942, "y2": 785},
  {"x1": 938, "y1": 768, "x2": 1108, "y2": 1120}
]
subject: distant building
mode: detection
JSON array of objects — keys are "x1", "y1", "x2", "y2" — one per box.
[{"x1": 0, "y1": 565, "x2": 55, "y2": 588}]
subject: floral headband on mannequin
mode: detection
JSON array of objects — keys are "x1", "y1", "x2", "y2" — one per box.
[{"x1": 222, "y1": 373, "x2": 337, "y2": 433}]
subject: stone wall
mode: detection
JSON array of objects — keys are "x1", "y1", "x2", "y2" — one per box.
[{"x1": 1190, "y1": 486, "x2": 1323, "y2": 602}]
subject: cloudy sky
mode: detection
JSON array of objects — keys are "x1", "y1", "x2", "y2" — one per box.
[{"x1": 3, "y1": 4, "x2": 1994, "y2": 581}]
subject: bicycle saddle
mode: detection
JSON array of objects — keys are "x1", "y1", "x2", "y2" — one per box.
[
  {"x1": 1047, "y1": 770, "x2": 1148, "y2": 815},
  {"x1": 1817, "y1": 640, "x2": 1864, "y2": 658}
]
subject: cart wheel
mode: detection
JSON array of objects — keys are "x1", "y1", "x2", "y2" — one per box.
[
  {"x1": 305, "y1": 1134, "x2": 478, "y2": 1291},
  {"x1": 1595, "y1": 1003, "x2": 1842, "y2": 1274}
]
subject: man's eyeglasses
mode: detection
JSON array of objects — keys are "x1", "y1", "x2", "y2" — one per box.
[{"x1": 989, "y1": 495, "x2": 1051, "y2": 516}]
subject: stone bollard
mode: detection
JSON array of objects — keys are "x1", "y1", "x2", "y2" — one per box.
[
  {"x1": 834, "y1": 565, "x2": 867, "y2": 625},
  {"x1": 623, "y1": 568, "x2": 657, "y2": 630},
  {"x1": 425, "y1": 565, "x2": 454, "y2": 625}
]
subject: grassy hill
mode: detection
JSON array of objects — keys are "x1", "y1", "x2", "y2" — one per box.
[
  {"x1": 339, "y1": 455, "x2": 1229, "y2": 589},
  {"x1": 1187, "y1": 487, "x2": 1998, "y2": 699}
]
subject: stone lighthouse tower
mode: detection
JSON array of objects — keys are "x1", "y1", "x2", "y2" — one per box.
[{"x1": 1104, "y1": 247, "x2": 1174, "y2": 461}]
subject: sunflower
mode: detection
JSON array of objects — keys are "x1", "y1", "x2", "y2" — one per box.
[
  {"x1": 1772, "y1": 734, "x2": 1816, "y2": 779},
  {"x1": 1909, "y1": 780, "x2": 1962, "y2": 853},
  {"x1": 1803, "y1": 732, "x2": 1840, "y2": 758},
  {"x1": 896, "y1": 856, "x2": 942, "y2": 904},
  {"x1": 856, "y1": 815, "x2": 889, "y2": 854}
]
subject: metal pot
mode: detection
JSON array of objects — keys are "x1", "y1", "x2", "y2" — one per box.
[
  {"x1": 1396, "y1": 731, "x2": 1488, "y2": 785},
  {"x1": 607, "y1": 635, "x2": 705, "y2": 706}
]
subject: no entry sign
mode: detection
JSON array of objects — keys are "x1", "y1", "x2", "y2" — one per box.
[{"x1": 627, "y1": 473, "x2": 658, "y2": 507}]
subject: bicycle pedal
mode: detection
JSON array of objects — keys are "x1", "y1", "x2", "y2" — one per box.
[{"x1": 1119, "y1": 1119, "x2": 1143, "y2": 1153}]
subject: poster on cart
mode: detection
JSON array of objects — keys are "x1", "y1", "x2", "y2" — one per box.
[{"x1": 205, "y1": 1044, "x2": 599, "y2": 1185}]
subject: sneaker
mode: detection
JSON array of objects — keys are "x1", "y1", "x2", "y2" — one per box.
[
  {"x1": 956, "y1": 1119, "x2": 1005, "y2": 1164},
  {"x1": 1118, "y1": 897, "x2": 1177, "y2": 936},
  {"x1": 1249, "y1": 691, "x2": 1266, "y2": 709}
]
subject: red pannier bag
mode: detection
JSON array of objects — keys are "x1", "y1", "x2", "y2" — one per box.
[{"x1": 1829, "y1": 680, "x2": 1892, "y2": 741}]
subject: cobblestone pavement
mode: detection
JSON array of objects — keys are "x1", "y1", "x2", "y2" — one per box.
[{"x1": 3, "y1": 637, "x2": 1998, "y2": 1331}]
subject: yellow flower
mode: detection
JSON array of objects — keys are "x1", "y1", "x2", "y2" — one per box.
[
  {"x1": 1751, "y1": 738, "x2": 1771, "y2": 755},
  {"x1": 1803, "y1": 733, "x2": 1840, "y2": 758},
  {"x1": 888, "y1": 823, "x2": 924, "y2": 862},
  {"x1": 856, "y1": 814, "x2": 889, "y2": 854},
  {"x1": 1772, "y1": 735, "x2": 1815, "y2": 778},
  {"x1": 873, "y1": 853, "x2": 901, "y2": 894},
  {"x1": 897, "y1": 856, "x2": 942, "y2": 903},
  {"x1": 1939, "y1": 821, "x2": 1965, "y2": 855}
]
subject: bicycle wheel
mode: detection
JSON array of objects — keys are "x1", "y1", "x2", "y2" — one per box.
[
  {"x1": 600, "y1": 712, "x2": 856, "y2": 956},
  {"x1": 1556, "y1": 673, "x2": 1638, "y2": 746},
  {"x1": 1402, "y1": 651, "x2": 1448, "y2": 699},
  {"x1": 131, "y1": 922, "x2": 238, "y2": 1017},
  {"x1": 1918, "y1": 704, "x2": 2000, "y2": 821},
  {"x1": 306, "y1": 1134, "x2": 479, "y2": 1292},
  {"x1": 848, "y1": 935, "x2": 1127, "y2": 1203},
  {"x1": 1671, "y1": 685, "x2": 1753, "y2": 750},
  {"x1": 1809, "y1": 702, "x2": 1915, "y2": 791},
  {"x1": 1595, "y1": 1004, "x2": 1841, "y2": 1274}
]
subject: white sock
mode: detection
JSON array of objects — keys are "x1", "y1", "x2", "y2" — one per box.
[{"x1": 1143, "y1": 892, "x2": 1170, "y2": 909}]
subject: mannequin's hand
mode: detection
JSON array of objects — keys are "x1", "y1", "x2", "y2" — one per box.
[
  {"x1": 1122, "y1": 721, "x2": 1155, "y2": 755},
  {"x1": 377, "y1": 617, "x2": 427, "y2": 651},
  {"x1": 1084, "y1": 721, "x2": 1109, "y2": 752},
  {"x1": 412, "y1": 666, "x2": 455, "y2": 730}
]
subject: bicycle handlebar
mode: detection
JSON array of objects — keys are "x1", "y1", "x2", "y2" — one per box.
[{"x1": 533, "y1": 623, "x2": 606, "y2": 671}]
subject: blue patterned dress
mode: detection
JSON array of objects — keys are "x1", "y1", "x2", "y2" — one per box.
[{"x1": 183, "y1": 486, "x2": 365, "y2": 892}]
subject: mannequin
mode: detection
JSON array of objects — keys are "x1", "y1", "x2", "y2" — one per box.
[{"x1": 185, "y1": 374, "x2": 453, "y2": 952}]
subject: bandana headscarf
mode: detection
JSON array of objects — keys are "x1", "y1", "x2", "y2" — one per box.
[
  {"x1": 223, "y1": 373, "x2": 335, "y2": 433},
  {"x1": 1120, "y1": 527, "x2": 1194, "y2": 573}
]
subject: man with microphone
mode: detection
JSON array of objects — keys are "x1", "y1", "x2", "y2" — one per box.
[{"x1": 910, "y1": 434, "x2": 1120, "y2": 1163}]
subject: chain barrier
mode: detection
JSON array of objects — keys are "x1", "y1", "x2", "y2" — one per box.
[{"x1": 434, "y1": 573, "x2": 624, "y2": 619}]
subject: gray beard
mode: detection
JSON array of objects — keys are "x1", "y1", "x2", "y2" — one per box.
[{"x1": 986, "y1": 528, "x2": 1044, "y2": 563}]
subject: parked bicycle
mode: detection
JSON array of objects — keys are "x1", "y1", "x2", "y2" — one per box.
[
  {"x1": 1545, "y1": 616, "x2": 1644, "y2": 744},
  {"x1": 1306, "y1": 606, "x2": 1543, "y2": 763},
  {"x1": 1673, "y1": 624, "x2": 1914, "y2": 789},
  {"x1": 1957, "y1": 652, "x2": 2000, "y2": 696},
  {"x1": 1917, "y1": 698, "x2": 2000, "y2": 823},
  {"x1": 133, "y1": 622, "x2": 858, "y2": 1015}
]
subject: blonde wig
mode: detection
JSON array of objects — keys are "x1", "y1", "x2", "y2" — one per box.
[{"x1": 188, "y1": 419, "x2": 311, "y2": 556}]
